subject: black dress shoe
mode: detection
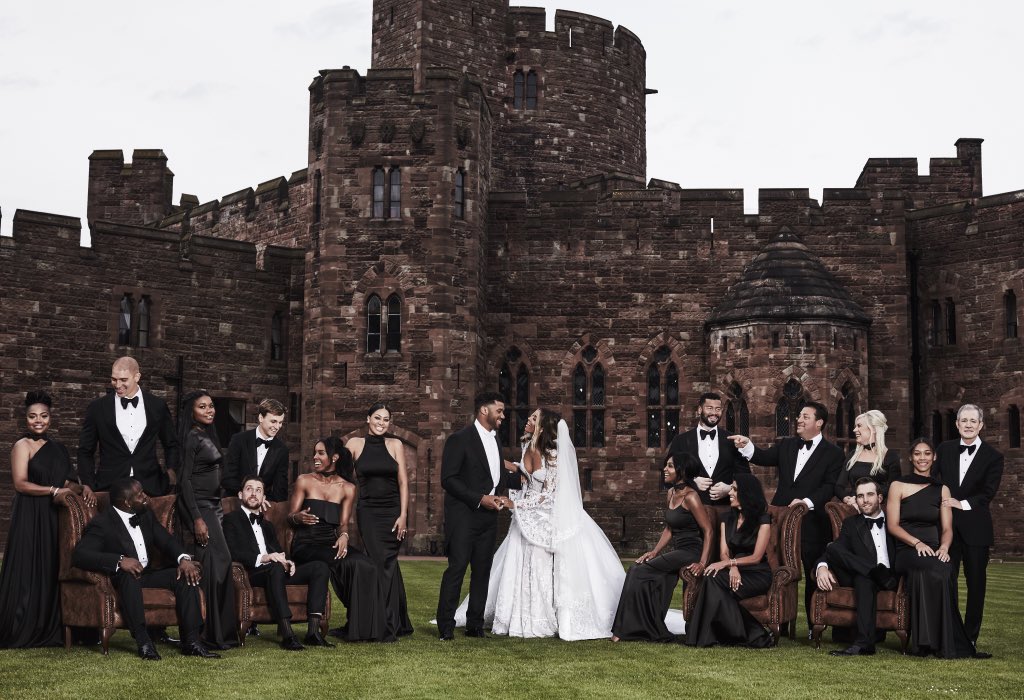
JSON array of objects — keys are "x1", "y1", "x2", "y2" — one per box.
[
  {"x1": 247, "y1": 623, "x2": 260, "y2": 637},
  {"x1": 280, "y1": 635, "x2": 305, "y2": 651},
  {"x1": 830, "y1": 645, "x2": 875, "y2": 656},
  {"x1": 439, "y1": 630, "x2": 454, "y2": 641},
  {"x1": 157, "y1": 632, "x2": 180, "y2": 644},
  {"x1": 180, "y1": 642, "x2": 221, "y2": 658},
  {"x1": 137, "y1": 642, "x2": 162, "y2": 661},
  {"x1": 972, "y1": 651, "x2": 993, "y2": 659},
  {"x1": 464, "y1": 628, "x2": 487, "y2": 638},
  {"x1": 328, "y1": 625, "x2": 348, "y2": 639},
  {"x1": 304, "y1": 631, "x2": 336, "y2": 648}
]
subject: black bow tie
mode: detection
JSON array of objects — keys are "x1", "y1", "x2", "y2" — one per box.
[
  {"x1": 121, "y1": 396, "x2": 139, "y2": 409},
  {"x1": 801, "y1": 439, "x2": 814, "y2": 450},
  {"x1": 128, "y1": 513, "x2": 143, "y2": 528},
  {"x1": 249, "y1": 512, "x2": 263, "y2": 525},
  {"x1": 255, "y1": 437, "x2": 269, "y2": 449},
  {"x1": 865, "y1": 517, "x2": 885, "y2": 529},
  {"x1": 960, "y1": 444, "x2": 976, "y2": 455},
  {"x1": 700, "y1": 429, "x2": 716, "y2": 441}
]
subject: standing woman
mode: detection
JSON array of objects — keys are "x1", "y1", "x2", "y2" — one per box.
[
  {"x1": 0, "y1": 391, "x2": 90, "y2": 647},
  {"x1": 612, "y1": 451, "x2": 714, "y2": 642},
  {"x1": 685, "y1": 472, "x2": 774, "y2": 648},
  {"x1": 887, "y1": 438, "x2": 988, "y2": 658},
  {"x1": 345, "y1": 402, "x2": 414, "y2": 638},
  {"x1": 290, "y1": 438, "x2": 384, "y2": 642},
  {"x1": 835, "y1": 410, "x2": 902, "y2": 505},
  {"x1": 175, "y1": 390, "x2": 237, "y2": 649}
]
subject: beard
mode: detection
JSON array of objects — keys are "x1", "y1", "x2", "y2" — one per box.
[{"x1": 701, "y1": 413, "x2": 720, "y2": 427}]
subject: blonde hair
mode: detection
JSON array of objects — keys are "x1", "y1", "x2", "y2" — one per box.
[{"x1": 846, "y1": 409, "x2": 888, "y2": 475}]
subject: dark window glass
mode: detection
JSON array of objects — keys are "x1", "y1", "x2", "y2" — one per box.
[
  {"x1": 664, "y1": 409, "x2": 679, "y2": 445},
  {"x1": 213, "y1": 398, "x2": 246, "y2": 447},
  {"x1": 454, "y1": 169, "x2": 465, "y2": 219},
  {"x1": 573, "y1": 409, "x2": 587, "y2": 447},
  {"x1": 744, "y1": 333, "x2": 751, "y2": 349},
  {"x1": 739, "y1": 399, "x2": 749, "y2": 435},
  {"x1": 136, "y1": 296, "x2": 151, "y2": 348},
  {"x1": 946, "y1": 410, "x2": 958, "y2": 441},
  {"x1": 525, "y1": 70, "x2": 538, "y2": 109},
  {"x1": 783, "y1": 378, "x2": 803, "y2": 399},
  {"x1": 573, "y1": 364, "x2": 587, "y2": 405},
  {"x1": 653, "y1": 346, "x2": 671, "y2": 363},
  {"x1": 513, "y1": 70, "x2": 524, "y2": 109},
  {"x1": 726, "y1": 402, "x2": 735, "y2": 433},
  {"x1": 372, "y1": 167, "x2": 385, "y2": 218},
  {"x1": 945, "y1": 299, "x2": 957, "y2": 345},
  {"x1": 1006, "y1": 291, "x2": 1018, "y2": 339},
  {"x1": 931, "y1": 410, "x2": 943, "y2": 442},
  {"x1": 772, "y1": 331, "x2": 780, "y2": 348},
  {"x1": 516, "y1": 365, "x2": 529, "y2": 408},
  {"x1": 386, "y1": 295, "x2": 401, "y2": 352},
  {"x1": 271, "y1": 311, "x2": 284, "y2": 361},
  {"x1": 647, "y1": 365, "x2": 660, "y2": 405},
  {"x1": 582, "y1": 345, "x2": 598, "y2": 363},
  {"x1": 776, "y1": 399, "x2": 792, "y2": 437},
  {"x1": 118, "y1": 293, "x2": 133, "y2": 346},
  {"x1": 583, "y1": 468, "x2": 593, "y2": 492},
  {"x1": 367, "y1": 294, "x2": 382, "y2": 353},
  {"x1": 930, "y1": 300, "x2": 942, "y2": 346},
  {"x1": 591, "y1": 410, "x2": 605, "y2": 447},
  {"x1": 1009, "y1": 405, "x2": 1021, "y2": 449},
  {"x1": 647, "y1": 409, "x2": 661, "y2": 448},
  {"x1": 665, "y1": 363, "x2": 679, "y2": 405},
  {"x1": 388, "y1": 168, "x2": 401, "y2": 219},
  {"x1": 721, "y1": 336, "x2": 728, "y2": 352},
  {"x1": 498, "y1": 363, "x2": 512, "y2": 446},
  {"x1": 591, "y1": 364, "x2": 605, "y2": 405},
  {"x1": 289, "y1": 392, "x2": 301, "y2": 423},
  {"x1": 803, "y1": 332, "x2": 811, "y2": 349}
]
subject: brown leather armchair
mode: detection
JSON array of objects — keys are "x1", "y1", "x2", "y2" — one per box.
[
  {"x1": 679, "y1": 505, "x2": 720, "y2": 619},
  {"x1": 682, "y1": 503, "x2": 807, "y2": 644},
  {"x1": 221, "y1": 497, "x2": 331, "y2": 645},
  {"x1": 58, "y1": 492, "x2": 204, "y2": 654},
  {"x1": 810, "y1": 501, "x2": 909, "y2": 652}
]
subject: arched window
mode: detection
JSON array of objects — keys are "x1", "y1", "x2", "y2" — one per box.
[
  {"x1": 835, "y1": 382, "x2": 857, "y2": 448},
  {"x1": 118, "y1": 293, "x2": 133, "y2": 346},
  {"x1": 366, "y1": 294, "x2": 382, "y2": 353},
  {"x1": 385, "y1": 295, "x2": 402, "y2": 352},
  {"x1": 725, "y1": 382, "x2": 749, "y2": 435},
  {"x1": 513, "y1": 69, "x2": 538, "y2": 110},
  {"x1": 645, "y1": 346, "x2": 680, "y2": 448},
  {"x1": 497, "y1": 347, "x2": 529, "y2": 446},
  {"x1": 525, "y1": 70, "x2": 538, "y2": 109},
  {"x1": 945, "y1": 298, "x2": 957, "y2": 345},
  {"x1": 136, "y1": 296, "x2": 151, "y2": 348},
  {"x1": 513, "y1": 70, "x2": 525, "y2": 109},
  {"x1": 454, "y1": 169, "x2": 465, "y2": 219},
  {"x1": 372, "y1": 167, "x2": 385, "y2": 218},
  {"x1": 572, "y1": 346, "x2": 605, "y2": 448},
  {"x1": 270, "y1": 310, "x2": 285, "y2": 361},
  {"x1": 388, "y1": 167, "x2": 401, "y2": 219},
  {"x1": 776, "y1": 378, "x2": 807, "y2": 438},
  {"x1": 931, "y1": 410, "x2": 943, "y2": 443},
  {"x1": 1008, "y1": 405, "x2": 1021, "y2": 449},
  {"x1": 1006, "y1": 291, "x2": 1019, "y2": 339}
]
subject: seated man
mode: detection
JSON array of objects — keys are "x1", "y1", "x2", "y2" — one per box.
[
  {"x1": 71, "y1": 478, "x2": 219, "y2": 660},
  {"x1": 816, "y1": 476, "x2": 899, "y2": 656},
  {"x1": 223, "y1": 476, "x2": 333, "y2": 650}
]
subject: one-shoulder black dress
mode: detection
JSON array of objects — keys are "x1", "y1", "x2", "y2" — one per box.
[
  {"x1": 0, "y1": 439, "x2": 73, "y2": 647},
  {"x1": 356, "y1": 434, "x2": 413, "y2": 638},
  {"x1": 291, "y1": 498, "x2": 385, "y2": 641},
  {"x1": 611, "y1": 503, "x2": 703, "y2": 642}
]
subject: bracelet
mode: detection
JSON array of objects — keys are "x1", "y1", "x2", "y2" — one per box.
[
  {"x1": 50, "y1": 486, "x2": 58, "y2": 497},
  {"x1": 730, "y1": 558, "x2": 737, "y2": 567},
  {"x1": 339, "y1": 532, "x2": 349, "y2": 538}
]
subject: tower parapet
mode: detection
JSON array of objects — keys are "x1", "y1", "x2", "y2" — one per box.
[{"x1": 87, "y1": 149, "x2": 173, "y2": 227}]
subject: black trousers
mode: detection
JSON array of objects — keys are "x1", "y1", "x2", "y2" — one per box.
[
  {"x1": 801, "y1": 512, "x2": 830, "y2": 627},
  {"x1": 829, "y1": 558, "x2": 897, "y2": 649},
  {"x1": 113, "y1": 567, "x2": 202, "y2": 646},
  {"x1": 247, "y1": 561, "x2": 330, "y2": 623},
  {"x1": 949, "y1": 529, "x2": 989, "y2": 643},
  {"x1": 436, "y1": 510, "x2": 497, "y2": 634}
]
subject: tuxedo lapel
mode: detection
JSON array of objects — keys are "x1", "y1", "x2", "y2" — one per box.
[
  {"x1": 853, "y1": 517, "x2": 874, "y2": 556},
  {"x1": 247, "y1": 431, "x2": 259, "y2": 471},
  {"x1": 108, "y1": 510, "x2": 139, "y2": 558},
  {"x1": 469, "y1": 428, "x2": 495, "y2": 487},
  {"x1": 105, "y1": 395, "x2": 131, "y2": 452}
]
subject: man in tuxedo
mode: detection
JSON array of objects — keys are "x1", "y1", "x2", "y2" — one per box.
[
  {"x1": 222, "y1": 398, "x2": 290, "y2": 504},
  {"x1": 731, "y1": 401, "x2": 844, "y2": 630},
  {"x1": 816, "y1": 477, "x2": 898, "y2": 656},
  {"x1": 223, "y1": 476, "x2": 332, "y2": 650},
  {"x1": 667, "y1": 392, "x2": 749, "y2": 508},
  {"x1": 935, "y1": 403, "x2": 1004, "y2": 645},
  {"x1": 435, "y1": 392, "x2": 522, "y2": 640},
  {"x1": 71, "y1": 478, "x2": 218, "y2": 659},
  {"x1": 77, "y1": 356, "x2": 179, "y2": 497}
]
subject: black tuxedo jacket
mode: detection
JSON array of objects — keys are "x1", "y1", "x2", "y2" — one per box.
[
  {"x1": 819, "y1": 512, "x2": 896, "y2": 577},
  {"x1": 751, "y1": 436, "x2": 844, "y2": 510},
  {"x1": 72, "y1": 507, "x2": 185, "y2": 574},
  {"x1": 936, "y1": 439, "x2": 1004, "y2": 546},
  {"x1": 668, "y1": 426, "x2": 750, "y2": 505},
  {"x1": 222, "y1": 429, "x2": 290, "y2": 502},
  {"x1": 440, "y1": 424, "x2": 522, "y2": 524},
  {"x1": 77, "y1": 390, "x2": 179, "y2": 496},
  {"x1": 222, "y1": 508, "x2": 284, "y2": 572}
]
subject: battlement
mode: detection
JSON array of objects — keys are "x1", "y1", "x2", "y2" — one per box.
[
  {"x1": 507, "y1": 7, "x2": 645, "y2": 63},
  {"x1": 87, "y1": 149, "x2": 174, "y2": 228},
  {"x1": 855, "y1": 139, "x2": 983, "y2": 206}
]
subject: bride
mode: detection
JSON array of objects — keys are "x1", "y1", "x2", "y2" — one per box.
[{"x1": 454, "y1": 408, "x2": 626, "y2": 640}]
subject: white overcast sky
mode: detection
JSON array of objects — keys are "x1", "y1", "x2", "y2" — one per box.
[{"x1": 1, "y1": 1, "x2": 1020, "y2": 240}]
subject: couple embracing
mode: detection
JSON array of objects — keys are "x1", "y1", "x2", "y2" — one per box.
[{"x1": 435, "y1": 392, "x2": 625, "y2": 640}]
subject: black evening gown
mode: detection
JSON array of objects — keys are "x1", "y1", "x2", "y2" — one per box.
[
  {"x1": 175, "y1": 427, "x2": 237, "y2": 647},
  {"x1": 834, "y1": 451, "x2": 902, "y2": 500},
  {"x1": 685, "y1": 511, "x2": 772, "y2": 648},
  {"x1": 291, "y1": 498, "x2": 385, "y2": 641},
  {"x1": 0, "y1": 439, "x2": 73, "y2": 648},
  {"x1": 356, "y1": 434, "x2": 414, "y2": 638},
  {"x1": 893, "y1": 481, "x2": 975, "y2": 658},
  {"x1": 611, "y1": 504, "x2": 703, "y2": 642}
]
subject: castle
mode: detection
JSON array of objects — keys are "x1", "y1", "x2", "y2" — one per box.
[{"x1": 1, "y1": 0, "x2": 1021, "y2": 555}]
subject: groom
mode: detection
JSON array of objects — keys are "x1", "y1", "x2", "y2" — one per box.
[{"x1": 436, "y1": 392, "x2": 522, "y2": 640}]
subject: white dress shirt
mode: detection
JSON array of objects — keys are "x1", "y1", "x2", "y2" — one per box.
[
  {"x1": 115, "y1": 391, "x2": 147, "y2": 474},
  {"x1": 864, "y1": 514, "x2": 891, "y2": 568},
  {"x1": 738, "y1": 433, "x2": 821, "y2": 510},
  {"x1": 958, "y1": 438, "x2": 982, "y2": 510},
  {"x1": 114, "y1": 506, "x2": 149, "y2": 568},
  {"x1": 255, "y1": 428, "x2": 272, "y2": 473},
  {"x1": 696, "y1": 426, "x2": 720, "y2": 477},
  {"x1": 474, "y1": 419, "x2": 500, "y2": 495},
  {"x1": 242, "y1": 505, "x2": 271, "y2": 568}
]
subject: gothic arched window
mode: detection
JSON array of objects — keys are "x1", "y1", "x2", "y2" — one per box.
[
  {"x1": 1006, "y1": 290, "x2": 1018, "y2": 339},
  {"x1": 645, "y1": 346, "x2": 680, "y2": 448},
  {"x1": 835, "y1": 382, "x2": 857, "y2": 448},
  {"x1": 366, "y1": 295, "x2": 382, "y2": 353},
  {"x1": 118, "y1": 293, "x2": 133, "y2": 346},
  {"x1": 776, "y1": 378, "x2": 807, "y2": 438},
  {"x1": 454, "y1": 169, "x2": 466, "y2": 219},
  {"x1": 725, "y1": 382, "x2": 749, "y2": 435},
  {"x1": 572, "y1": 346, "x2": 605, "y2": 448},
  {"x1": 497, "y1": 347, "x2": 530, "y2": 447},
  {"x1": 386, "y1": 294, "x2": 402, "y2": 352},
  {"x1": 372, "y1": 167, "x2": 386, "y2": 219}
]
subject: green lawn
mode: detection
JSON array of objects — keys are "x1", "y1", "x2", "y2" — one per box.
[{"x1": 1, "y1": 561, "x2": 1020, "y2": 700}]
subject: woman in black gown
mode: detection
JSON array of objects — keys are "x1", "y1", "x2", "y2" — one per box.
[
  {"x1": 887, "y1": 438, "x2": 988, "y2": 659},
  {"x1": 0, "y1": 391, "x2": 90, "y2": 648},
  {"x1": 175, "y1": 390, "x2": 237, "y2": 649},
  {"x1": 345, "y1": 402, "x2": 414, "y2": 638},
  {"x1": 685, "y1": 472, "x2": 773, "y2": 648},
  {"x1": 611, "y1": 452, "x2": 714, "y2": 642},
  {"x1": 835, "y1": 409, "x2": 902, "y2": 505},
  {"x1": 290, "y1": 437, "x2": 385, "y2": 642}
]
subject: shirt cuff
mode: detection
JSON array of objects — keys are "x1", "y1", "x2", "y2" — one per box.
[
  {"x1": 738, "y1": 443, "x2": 754, "y2": 459},
  {"x1": 960, "y1": 500, "x2": 971, "y2": 511},
  {"x1": 802, "y1": 497, "x2": 815, "y2": 511},
  {"x1": 177, "y1": 554, "x2": 191, "y2": 564},
  {"x1": 255, "y1": 554, "x2": 267, "y2": 568},
  {"x1": 815, "y1": 562, "x2": 829, "y2": 571}
]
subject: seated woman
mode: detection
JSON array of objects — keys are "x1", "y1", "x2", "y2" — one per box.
[
  {"x1": 887, "y1": 438, "x2": 989, "y2": 659},
  {"x1": 684, "y1": 473, "x2": 773, "y2": 648},
  {"x1": 289, "y1": 437, "x2": 385, "y2": 642},
  {"x1": 612, "y1": 452, "x2": 713, "y2": 642},
  {"x1": 835, "y1": 410, "x2": 902, "y2": 506}
]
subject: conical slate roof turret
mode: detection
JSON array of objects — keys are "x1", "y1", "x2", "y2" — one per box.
[{"x1": 708, "y1": 228, "x2": 870, "y2": 326}]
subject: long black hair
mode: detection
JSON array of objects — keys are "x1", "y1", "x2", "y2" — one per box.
[
  {"x1": 733, "y1": 473, "x2": 768, "y2": 539},
  {"x1": 321, "y1": 435, "x2": 355, "y2": 484},
  {"x1": 178, "y1": 390, "x2": 220, "y2": 450}
]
